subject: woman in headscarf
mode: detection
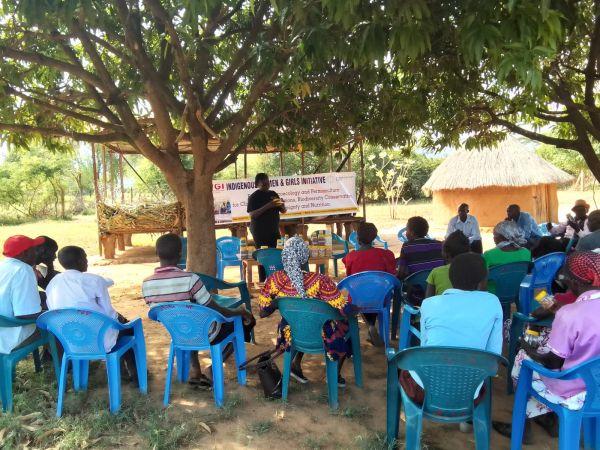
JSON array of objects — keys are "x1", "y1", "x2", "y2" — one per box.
[
  {"x1": 483, "y1": 220, "x2": 532, "y2": 269},
  {"x1": 493, "y1": 251, "x2": 600, "y2": 443},
  {"x1": 258, "y1": 237, "x2": 352, "y2": 386}
]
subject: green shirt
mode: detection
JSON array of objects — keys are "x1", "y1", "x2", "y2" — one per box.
[
  {"x1": 426, "y1": 264, "x2": 452, "y2": 295},
  {"x1": 483, "y1": 247, "x2": 531, "y2": 294}
]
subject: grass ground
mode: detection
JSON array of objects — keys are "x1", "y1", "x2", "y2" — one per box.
[{"x1": 1, "y1": 190, "x2": 591, "y2": 449}]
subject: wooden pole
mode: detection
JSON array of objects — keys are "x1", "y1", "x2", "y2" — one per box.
[
  {"x1": 92, "y1": 144, "x2": 102, "y2": 256},
  {"x1": 109, "y1": 151, "x2": 115, "y2": 203},
  {"x1": 347, "y1": 143, "x2": 352, "y2": 171},
  {"x1": 102, "y1": 147, "x2": 107, "y2": 201},
  {"x1": 301, "y1": 147, "x2": 305, "y2": 175},
  {"x1": 279, "y1": 151, "x2": 284, "y2": 176},
  {"x1": 235, "y1": 158, "x2": 238, "y2": 178},
  {"x1": 119, "y1": 153, "x2": 125, "y2": 203},
  {"x1": 244, "y1": 147, "x2": 248, "y2": 178},
  {"x1": 360, "y1": 140, "x2": 367, "y2": 219}
]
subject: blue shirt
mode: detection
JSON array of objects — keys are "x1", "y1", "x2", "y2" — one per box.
[
  {"x1": 420, "y1": 288, "x2": 503, "y2": 355},
  {"x1": 515, "y1": 211, "x2": 541, "y2": 240},
  {"x1": 0, "y1": 258, "x2": 41, "y2": 354}
]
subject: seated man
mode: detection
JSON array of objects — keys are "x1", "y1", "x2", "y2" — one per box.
[
  {"x1": 576, "y1": 209, "x2": 600, "y2": 252},
  {"x1": 0, "y1": 235, "x2": 45, "y2": 355},
  {"x1": 549, "y1": 199, "x2": 590, "y2": 246},
  {"x1": 400, "y1": 253, "x2": 503, "y2": 407},
  {"x1": 45, "y1": 246, "x2": 138, "y2": 381},
  {"x1": 445, "y1": 203, "x2": 483, "y2": 254},
  {"x1": 142, "y1": 233, "x2": 255, "y2": 389},
  {"x1": 507, "y1": 204, "x2": 542, "y2": 249},
  {"x1": 396, "y1": 216, "x2": 444, "y2": 280},
  {"x1": 33, "y1": 236, "x2": 60, "y2": 309}
]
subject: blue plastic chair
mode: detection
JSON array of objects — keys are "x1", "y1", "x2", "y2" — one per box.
[
  {"x1": 253, "y1": 248, "x2": 283, "y2": 277},
  {"x1": 387, "y1": 346, "x2": 506, "y2": 450},
  {"x1": 538, "y1": 223, "x2": 552, "y2": 237},
  {"x1": 332, "y1": 234, "x2": 350, "y2": 277},
  {"x1": 398, "y1": 227, "x2": 431, "y2": 243},
  {"x1": 178, "y1": 236, "x2": 188, "y2": 268},
  {"x1": 216, "y1": 236, "x2": 243, "y2": 280},
  {"x1": 196, "y1": 273, "x2": 254, "y2": 343},
  {"x1": 36, "y1": 309, "x2": 148, "y2": 416},
  {"x1": 487, "y1": 262, "x2": 530, "y2": 318},
  {"x1": 393, "y1": 269, "x2": 431, "y2": 344},
  {"x1": 338, "y1": 271, "x2": 401, "y2": 350},
  {"x1": 0, "y1": 316, "x2": 60, "y2": 412},
  {"x1": 277, "y1": 297, "x2": 362, "y2": 410},
  {"x1": 348, "y1": 231, "x2": 388, "y2": 251},
  {"x1": 148, "y1": 302, "x2": 246, "y2": 408},
  {"x1": 511, "y1": 355, "x2": 600, "y2": 450},
  {"x1": 507, "y1": 252, "x2": 566, "y2": 394}
]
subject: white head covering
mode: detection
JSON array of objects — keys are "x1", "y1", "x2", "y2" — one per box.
[{"x1": 281, "y1": 237, "x2": 310, "y2": 297}]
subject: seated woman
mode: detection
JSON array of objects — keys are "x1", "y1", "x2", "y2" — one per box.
[
  {"x1": 494, "y1": 251, "x2": 600, "y2": 443},
  {"x1": 400, "y1": 253, "x2": 503, "y2": 404},
  {"x1": 342, "y1": 222, "x2": 396, "y2": 346},
  {"x1": 259, "y1": 237, "x2": 352, "y2": 387},
  {"x1": 425, "y1": 230, "x2": 471, "y2": 298},
  {"x1": 483, "y1": 220, "x2": 532, "y2": 268}
]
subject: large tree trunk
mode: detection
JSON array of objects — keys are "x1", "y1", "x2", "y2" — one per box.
[{"x1": 183, "y1": 174, "x2": 217, "y2": 275}]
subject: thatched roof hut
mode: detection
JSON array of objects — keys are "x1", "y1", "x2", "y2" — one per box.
[{"x1": 422, "y1": 140, "x2": 574, "y2": 227}]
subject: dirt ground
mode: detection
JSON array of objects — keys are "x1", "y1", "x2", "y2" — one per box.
[{"x1": 87, "y1": 244, "x2": 558, "y2": 450}]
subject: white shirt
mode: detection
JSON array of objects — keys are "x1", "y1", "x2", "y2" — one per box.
[
  {"x1": 46, "y1": 270, "x2": 119, "y2": 351},
  {"x1": 446, "y1": 214, "x2": 482, "y2": 243},
  {"x1": 550, "y1": 218, "x2": 590, "y2": 240},
  {"x1": 0, "y1": 258, "x2": 41, "y2": 354}
]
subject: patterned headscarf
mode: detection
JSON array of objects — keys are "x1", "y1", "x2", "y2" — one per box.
[
  {"x1": 282, "y1": 236, "x2": 310, "y2": 297},
  {"x1": 565, "y1": 251, "x2": 600, "y2": 287},
  {"x1": 493, "y1": 220, "x2": 527, "y2": 248}
]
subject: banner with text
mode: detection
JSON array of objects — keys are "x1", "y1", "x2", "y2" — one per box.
[{"x1": 212, "y1": 172, "x2": 357, "y2": 224}]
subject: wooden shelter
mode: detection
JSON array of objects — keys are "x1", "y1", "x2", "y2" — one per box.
[
  {"x1": 93, "y1": 136, "x2": 367, "y2": 258},
  {"x1": 422, "y1": 140, "x2": 574, "y2": 227}
]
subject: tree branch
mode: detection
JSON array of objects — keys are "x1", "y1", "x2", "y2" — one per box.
[{"x1": 0, "y1": 122, "x2": 129, "y2": 143}]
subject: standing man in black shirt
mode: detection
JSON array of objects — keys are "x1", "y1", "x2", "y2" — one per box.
[{"x1": 247, "y1": 173, "x2": 286, "y2": 280}]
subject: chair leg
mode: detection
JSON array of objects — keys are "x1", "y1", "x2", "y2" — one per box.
[
  {"x1": 239, "y1": 263, "x2": 244, "y2": 281},
  {"x1": 72, "y1": 358, "x2": 82, "y2": 391},
  {"x1": 333, "y1": 259, "x2": 339, "y2": 278},
  {"x1": 510, "y1": 367, "x2": 532, "y2": 450},
  {"x1": 106, "y1": 354, "x2": 122, "y2": 414},
  {"x1": 32, "y1": 348, "x2": 42, "y2": 373},
  {"x1": 282, "y1": 350, "x2": 292, "y2": 402},
  {"x1": 233, "y1": 325, "x2": 247, "y2": 386},
  {"x1": 132, "y1": 340, "x2": 148, "y2": 394},
  {"x1": 507, "y1": 317, "x2": 524, "y2": 394},
  {"x1": 558, "y1": 413, "x2": 583, "y2": 450},
  {"x1": 56, "y1": 356, "x2": 69, "y2": 417},
  {"x1": 175, "y1": 349, "x2": 184, "y2": 382},
  {"x1": 79, "y1": 361, "x2": 89, "y2": 390},
  {"x1": 210, "y1": 345, "x2": 225, "y2": 408},
  {"x1": 325, "y1": 356, "x2": 339, "y2": 410},
  {"x1": 402, "y1": 392, "x2": 424, "y2": 450},
  {"x1": 386, "y1": 363, "x2": 400, "y2": 447},
  {"x1": 163, "y1": 345, "x2": 175, "y2": 406},
  {"x1": 378, "y1": 310, "x2": 390, "y2": 350},
  {"x1": 0, "y1": 358, "x2": 13, "y2": 413},
  {"x1": 390, "y1": 292, "x2": 400, "y2": 341},
  {"x1": 398, "y1": 310, "x2": 411, "y2": 351},
  {"x1": 473, "y1": 386, "x2": 491, "y2": 450},
  {"x1": 348, "y1": 317, "x2": 363, "y2": 388}
]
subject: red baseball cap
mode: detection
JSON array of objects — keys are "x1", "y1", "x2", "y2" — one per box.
[{"x1": 3, "y1": 235, "x2": 45, "y2": 258}]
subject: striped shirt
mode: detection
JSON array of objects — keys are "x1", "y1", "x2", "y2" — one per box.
[
  {"x1": 142, "y1": 266, "x2": 219, "y2": 339},
  {"x1": 398, "y1": 238, "x2": 445, "y2": 275},
  {"x1": 142, "y1": 266, "x2": 211, "y2": 305}
]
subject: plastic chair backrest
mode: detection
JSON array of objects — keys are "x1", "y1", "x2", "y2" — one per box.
[
  {"x1": 277, "y1": 297, "x2": 342, "y2": 354},
  {"x1": 179, "y1": 237, "x2": 188, "y2": 267},
  {"x1": 36, "y1": 309, "x2": 119, "y2": 356},
  {"x1": 391, "y1": 346, "x2": 504, "y2": 417},
  {"x1": 148, "y1": 302, "x2": 226, "y2": 348},
  {"x1": 487, "y1": 262, "x2": 530, "y2": 304},
  {"x1": 531, "y1": 252, "x2": 565, "y2": 286},
  {"x1": 403, "y1": 269, "x2": 431, "y2": 293},
  {"x1": 560, "y1": 355, "x2": 600, "y2": 413},
  {"x1": 349, "y1": 231, "x2": 387, "y2": 250},
  {"x1": 397, "y1": 227, "x2": 408, "y2": 243},
  {"x1": 254, "y1": 248, "x2": 284, "y2": 276},
  {"x1": 216, "y1": 236, "x2": 241, "y2": 260},
  {"x1": 338, "y1": 271, "x2": 401, "y2": 309},
  {"x1": 332, "y1": 234, "x2": 349, "y2": 256}
]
